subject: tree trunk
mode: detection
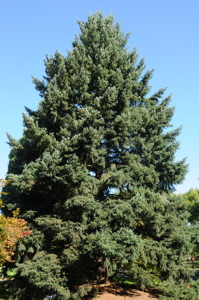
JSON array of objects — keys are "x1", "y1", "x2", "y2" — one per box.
[{"x1": 104, "y1": 266, "x2": 108, "y2": 284}]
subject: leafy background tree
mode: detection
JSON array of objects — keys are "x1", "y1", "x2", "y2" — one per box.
[
  {"x1": 0, "y1": 179, "x2": 31, "y2": 266},
  {"x1": 178, "y1": 188, "x2": 199, "y2": 265},
  {"x1": 2, "y1": 12, "x2": 194, "y2": 299},
  {"x1": 180, "y1": 188, "x2": 199, "y2": 224}
]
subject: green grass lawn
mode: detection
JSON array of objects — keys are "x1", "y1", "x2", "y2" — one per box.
[
  {"x1": 0, "y1": 267, "x2": 16, "y2": 279},
  {"x1": 113, "y1": 273, "x2": 137, "y2": 287},
  {"x1": 113, "y1": 272, "x2": 160, "y2": 288},
  {"x1": 184, "y1": 259, "x2": 199, "y2": 270}
]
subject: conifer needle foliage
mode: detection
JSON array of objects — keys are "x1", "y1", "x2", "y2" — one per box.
[{"x1": 3, "y1": 13, "x2": 194, "y2": 299}]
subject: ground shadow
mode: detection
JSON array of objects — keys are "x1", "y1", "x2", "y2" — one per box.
[{"x1": 83, "y1": 282, "x2": 159, "y2": 299}]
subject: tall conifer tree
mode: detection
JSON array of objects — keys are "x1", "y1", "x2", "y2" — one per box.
[{"x1": 3, "y1": 13, "x2": 192, "y2": 299}]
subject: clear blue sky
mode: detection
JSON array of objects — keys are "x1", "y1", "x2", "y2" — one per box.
[{"x1": 0, "y1": 0, "x2": 198, "y2": 194}]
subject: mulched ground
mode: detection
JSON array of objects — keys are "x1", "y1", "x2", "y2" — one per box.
[{"x1": 84, "y1": 283, "x2": 159, "y2": 300}]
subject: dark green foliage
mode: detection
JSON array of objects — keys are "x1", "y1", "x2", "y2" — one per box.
[
  {"x1": 0, "y1": 281, "x2": 8, "y2": 300},
  {"x1": 3, "y1": 12, "x2": 192, "y2": 299},
  {"x1": 158, "y1": 280, "x2": 199, "y2": 300},
  {"x1": 15, "y1": 252, "x2": 70, "y2": 299}
]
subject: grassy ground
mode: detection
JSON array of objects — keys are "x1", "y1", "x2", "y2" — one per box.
[
  {"x1": 184, "y1": 259, "x2": 199, "y2": 281},
  {"x1": 190, "y1": 260, "x2": 199, "y2": 270},
  {"x1": 0, "y1": 269, "x2": 16, "y2": 278},
  {"x1": 184, "y1": 259, "x2": 199, "y2": 271}
]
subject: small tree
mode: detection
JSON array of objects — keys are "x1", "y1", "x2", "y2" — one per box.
[
  {"x1": 0, "y1": 179, "x2": 32, "y2": 265},
  {"x1": 180, "y1": 189, "x2": 199, "y2": 261},
  {"x1": 180, "y1": 188, "x2": 199, "y2": 224}
]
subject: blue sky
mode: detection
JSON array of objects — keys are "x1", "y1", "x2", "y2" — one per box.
[{"x1": 0, "y1": 0, "x2": 198, "y2": 194}]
